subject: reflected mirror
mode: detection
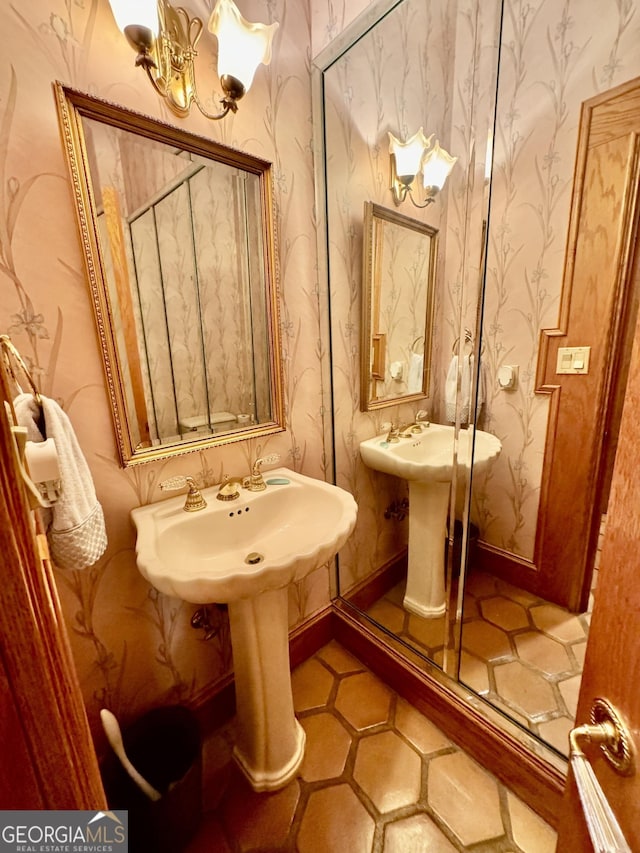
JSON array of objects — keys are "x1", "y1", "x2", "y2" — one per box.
[
  {"x1": 360, "y1": 202, "x2": 437, "y2": 411},
  {"x1": 55, "y1": 83, "x2": 284, "y2": 466}
]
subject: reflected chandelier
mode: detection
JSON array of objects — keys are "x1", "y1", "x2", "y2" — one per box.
[
  {"x1": 107, "y1": 0, "x2": 278, "y2": 121},
  {"x1": 389, "y1": 128, "x2": 457, "y2": 208}
]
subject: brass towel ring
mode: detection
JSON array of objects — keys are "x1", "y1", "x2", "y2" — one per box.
[{"x1": 0, "y1": 334, "x2": 42, "y2": 403}]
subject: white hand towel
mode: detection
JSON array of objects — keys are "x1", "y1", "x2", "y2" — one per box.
[
  {"x1": 407, "y1": 352, "x2": 424, "y2": 393},
  {"x1": 444, "y1": 354, "x2": 474, "y2": 423},
  {"x1": 14, "y1": 393, "x2": 107, "y2": 570}
]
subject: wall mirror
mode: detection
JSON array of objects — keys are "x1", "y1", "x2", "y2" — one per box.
[
  {"x1": 313, "y1": 0, "x2": 565, "y2": 773},
  {"x1": 55, "y1": 82, "x2": 284, "y2": 467},
  {"x1": 360, "y1": 202, "x2": 437, "y2": 411}
]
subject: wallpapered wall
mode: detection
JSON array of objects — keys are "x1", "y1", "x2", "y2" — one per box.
[
  {"x1": 322, "y1": 0, "x2": 500, "y2": 592},
  {"x1": 474, "y1": 0, "x2": 640, "y2": 561},
  {"x1": 0, "y1": 0, "x2": 334, "y2": 736},
  {"x1": 2, "y1": 0, "x2": 639, "y2": 742}
]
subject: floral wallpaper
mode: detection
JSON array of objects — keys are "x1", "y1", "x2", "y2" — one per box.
[
  {"x1": 2, "y1": 0, "x2": 639, "y2": 747},
  {"x1": 474, "y1": 0, "x2": 640, "y2": 561},
  {"x1": 322, "y1": 0, "x2": 500, "y2": 592},
  {"x1": 0, "y1": 0, "x2": 329, "y2": 738}
]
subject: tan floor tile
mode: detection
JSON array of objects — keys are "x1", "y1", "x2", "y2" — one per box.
[
  {"x1": 461, "y1": 595, "x2": 480, "y2": 621},
  {"x1": 384, "y1": 581, "x2": 407, "y2": 608},
  {"x1": 461, "y1": 619, "x2": 512, "y2": 661},
  {"x1": 367, "y1": 598, "x2": 406, "y2": 633},
  {"x1": 530, "y1": 603, "x2": 586, "y2": 642},
  {"x1": 317, "y1": 640, "x2": 367, "y2": 675},
  {"x1": 292, "y1": 657, "x2": 335, "y2": 711},
  {"x1": 558, "y1": 673, "x2": 582, "y2": 718},
  {"x1": 507, "y1": 791, "x2": 558, "y2": 852},
  {"x1": 428, "y1": 751, "x2": 504, "y2": 846},
  {"x1": 406, "y1": 613, "x2": 447, "y2": 649},
  {"x1": 383, "y1": 813, "x2": 457, "y2": 852},
  {"x1": 495, "y1": 578, "x2": 541, "y2": 607},
  {"x1": 220, "y1": 769, "x2": 300, "y2": 852},
  {"x1": 480, "y1": 596, "x2": 530, "y2": 630},
  {"x1": 300, "y1": 712, "x2": 351, "y2": 782},
  {"x1": 335, "y1": 671, "x2": 393, "y2": 730},
  {"x1": 354, "y1": 730, "x2": 421, "y2": 812},
  {"x1": 465, "y1": 571, "x2": 501, "y2": 597},
  {"x1": 297, "y1": 783, "x2": 375, "y2": 853},
  {"x1": 489, "y1": 696, "x2": 531, "y2": 729},
  {"x1": 395, "y1": 698, "x2": 452, "y2": 754},
  {"x1": 570, "y1": 639, "x2": 587, "y2": 669},
  {"x1": 493, "y1": 661, "x2": 558, "y2": 718},
  {"x1": 514, "y1": 631, "x2": 572, "y2": 676},
  {"x1": 459, "y1": 650, "x2": 490, "y2": 695},
  {"x1": 537, "y1": 716, "x2": 572, "y2": 755}
]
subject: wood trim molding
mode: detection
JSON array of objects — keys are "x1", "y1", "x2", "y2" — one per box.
[
  {"x1": 474, "y1": 540, "x2": 541, "y2": 595},
  {"x1": 529, "y1": 77, "x2": 640, "y2": 611},
  {"x1": 342, "y1": 551, "x2": 407, "y2": 611},
  {"x1": 330, "y1": 602, "x2": 565, "y2": 827}
]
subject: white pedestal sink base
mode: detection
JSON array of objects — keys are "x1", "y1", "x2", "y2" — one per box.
[
  {"x1": 403, "y1": 480, "x2": 450, "y2": 618},
  {"x1": 228, "y1": 587, "x2": 306, "y2": 792}
]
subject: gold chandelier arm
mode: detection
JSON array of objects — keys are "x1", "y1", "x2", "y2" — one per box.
[
  {"x1": 191, "y1": 88, "x2": 235, "y2": 121},
  {"x1": 140, "y1": 57, "x2": 171, "y2": 99}
]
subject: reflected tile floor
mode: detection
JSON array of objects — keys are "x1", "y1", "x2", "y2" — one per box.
[
  {"x1": 366, "y1": 564, "x2": 597, "y2": 758},
  {"x1": 185, "y1": 641, "x2": 556, "y2": 853}
]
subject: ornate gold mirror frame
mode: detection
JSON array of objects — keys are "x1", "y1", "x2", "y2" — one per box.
[
  {"x1": 54, "y1": 82, "x2": 284, "y2": 466},
  {"x1": 360, "y1": 201, "x2": 437, "y2": 411}
]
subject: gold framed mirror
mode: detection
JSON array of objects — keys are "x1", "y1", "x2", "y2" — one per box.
[
  {"x1": 360, "y1": 202, "x2": 437, "y2": 411},
  {"x1": 54, "y1": 82, "x2": 284, "y2": 466}
]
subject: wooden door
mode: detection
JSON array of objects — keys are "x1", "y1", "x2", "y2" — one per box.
[
  {"x1": 0, "y1": 364, "x2": 106, "y2": 808},
  {"x1": 556, "y1": 236, "x2": 640, "y2": 848}
]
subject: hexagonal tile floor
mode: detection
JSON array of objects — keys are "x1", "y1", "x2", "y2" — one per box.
[
  {"x1": 363, "y1": 519, "x2": 602, "y2": 759},
  {"x1": 184, "y1": 641, "x2": 556, "y2": 852}
]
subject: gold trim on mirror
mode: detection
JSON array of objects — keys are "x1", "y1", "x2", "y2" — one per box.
[
  {"x1": 360, "y1": 201, "x2": 437, "y2": 411},
  {"x1": 54, "y1": 82, "x2": 284, "y2": 466}
]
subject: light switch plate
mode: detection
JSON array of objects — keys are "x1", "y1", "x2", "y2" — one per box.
[{"x1": 556, "y1": 346, "x2": 591, "y2": 374}]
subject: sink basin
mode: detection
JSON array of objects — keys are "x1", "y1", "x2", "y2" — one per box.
[
  {"x1": 360, "y1": 424, "x2": 501, "y2": 618},
  {"x1": 131, "y1": 466, "x2": 357, "y2": 603},
  {"x1": 131, "y1": 467, "x2": 357, "y2": 793},
  {"x1": 359, "y1": 423, "x2": 502, "y2": 484}
]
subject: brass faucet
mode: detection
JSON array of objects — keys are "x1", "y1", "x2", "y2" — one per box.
[
  {"x1": 398, "y1": 410, "x2": 431, "y2": 437},
  {"x1": 159, "y1": 476, "x2": 207, "y2": 512},
  {"x1": 216, "y1": 475, "x2": 243, "y2": 501},
  {"x1": 398, "y1": 421, "x2": 423, "y2": 436}
]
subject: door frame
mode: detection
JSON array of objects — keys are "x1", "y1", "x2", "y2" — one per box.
[{"x1": 0, "y1": 365, "x2": 106, "y2": 808}]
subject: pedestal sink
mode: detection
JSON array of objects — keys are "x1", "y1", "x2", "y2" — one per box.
[
  {"x1": 360, "y1": 424, "x2": 501, "y2": 618},
  {"x1": 131, "y1": 467, "x2": 357, "y2": 791}
]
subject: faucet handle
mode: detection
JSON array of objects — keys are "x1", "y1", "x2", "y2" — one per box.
[
  {"x1": 160, "y1": 475, "x2": 192, "y2": 491},
  {"x1": 160, "y1": 475, "x2": 207, "y2": 511},
  {"x1": 252, "y1": 453, "x2": 280, "y2": 474},
  {"x1": 245, "y1": 453, "x2": 280, "y2": 492}
]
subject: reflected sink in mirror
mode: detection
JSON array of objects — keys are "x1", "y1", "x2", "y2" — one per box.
[
  {"x1": 131, "y1": 468, "x2": 357, "y2": 793},
  {"x1": 360, "y1": 424, "x2": 501, "y2": 619},
  {"x1": 359, "y1": 423, "x2": 502, "y2": 485}
]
